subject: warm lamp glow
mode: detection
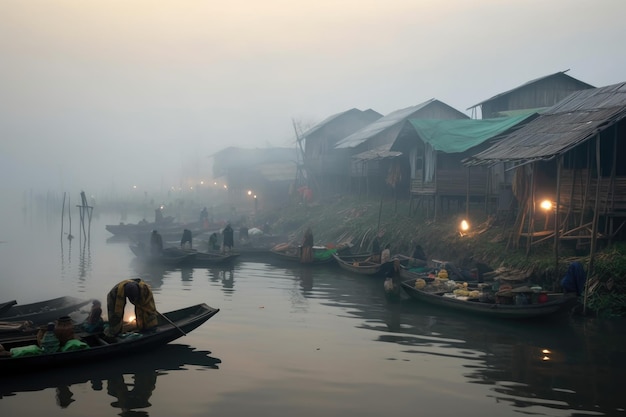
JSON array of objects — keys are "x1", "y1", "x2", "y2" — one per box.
[
  {"x1": 540, "y1": 200, "x2": 552, "y2": 211},
  {"x1": 460, "y1": 220, "x2": 469, "y2": 232},
  {"x1": 247, "y1": 190, "x2": 252, "y2": 195}
]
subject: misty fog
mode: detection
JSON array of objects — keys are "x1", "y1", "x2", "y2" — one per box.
[{"x1": 1, "y1": 1, "x2": 625, "y2": 203}]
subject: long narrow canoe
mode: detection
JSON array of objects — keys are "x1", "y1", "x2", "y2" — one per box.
[
  {"x1": 0, "y1": 303, "x2": 219, "y2": 374},
  {"x1": 400, "y1": 279, "x2": 577, "y2": 319},
  {"x1": 179, "y1": 250, "x2": 240, "y2": 267},
  {"x1": 269, "y1": 245, "x2": 336, "y2": 265},
  {"x1": 332, "y1": 253, "x2": 384, "y2": 275},
  {"x1": 0, "y1": 300, "x2": 17, "y2": 316},
  {"x1": 0, "y1": 296, "x2": 91, "y2": 325},
  {"x1": 129, "y1": 244, "x2": 196, "y2": 266}
]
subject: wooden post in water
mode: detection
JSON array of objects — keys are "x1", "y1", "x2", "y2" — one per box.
[
  {"x1": 67, "y1": 194, "x2": 73, "y2": 240},
  {"x1": 77, "y1": 191, "x2": 94, "y2": 242},
  {"x1": 61, "y1": 192, "x2": 66, "y2": 241}
]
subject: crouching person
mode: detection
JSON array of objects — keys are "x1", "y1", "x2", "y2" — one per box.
[{"x1": 104, "y1": 279, "x2": 158, "y2": 338}]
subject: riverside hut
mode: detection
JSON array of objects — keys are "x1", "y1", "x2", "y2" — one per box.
[
  {"x1": 465, "y1": 82, "x2": 626, "y2": 269},
  {"x1": 301, "y1": 108, "x2": 382, "y2": 197},
  {"x1": 390, "y1": 114, "x2": 537, "y2": 218},
  {"x1": 335, "y1": 99, "x2": 468, "y2": 196}
]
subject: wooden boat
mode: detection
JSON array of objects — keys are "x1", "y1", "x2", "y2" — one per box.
[
  {"x1": 105, "y1": 216, "x2": 175, "y2": 237},
  {"x1": 130, "y1": 225, "x2": 207, "y2": 246},
  {"x1": 399, "y1": 265, "x2": 433, "y2": 281},
  {"x1": 269, "y1": 244, "x2": 336, "y2": 264},
  {"x1": 0, "y1": 296, "x2": 92, "y2": 325},
  {"x1": 333, "y1": 253, "x2": 411, "y2": 276},
  {"x1": 332, "y1": 253, "x2": 385, "y2": 275},
  {"x1": 0, "y1": 300, "x2": 17, "y2": 316},
  {"x1": 400, "y1": 278, "x2": 577, "y2": 319},
  {"x1": 0, "y1": 303, "x2": 219, "y2": 374},
  {"x1": 129, "y1": 243, "x2": 196, "y2": 266},
  {"x1": 179, "y1": 250, "x2": 241, "y2": 267}
]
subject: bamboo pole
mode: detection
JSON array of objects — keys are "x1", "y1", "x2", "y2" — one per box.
[
  {"x1": 526, "y1": 163, "x2": 535, "y2": 256},
  {"x1": 61, "y1": 192, "x2": 66, "y2": 241},
  {"x1": 585, "y1": 135, "x2": 602, "y2": 314},
  {"x1": 554, "y1": 156, "x2": 562, "y2": 281},
  {"x1": 465, "y1": 166, "x2": 470, "y2": 220}
]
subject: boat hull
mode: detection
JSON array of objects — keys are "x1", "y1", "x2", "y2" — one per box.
[
  {"x1": 400, "y1": 279, "x2": 576, "y2": 319},
  {"x1": 0, "y1": 303, "x2": 219, "y2": 374},
  {"x1": 0, "y1": 296, "x2": 91, "y2": 325}
]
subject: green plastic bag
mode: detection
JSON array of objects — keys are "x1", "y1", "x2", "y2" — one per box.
[
  {"x1": 10, "y1": 344, "x2": 42, "y2": 357},
  {"x1": 61, "y1": 339, "x2": 89, "y2": 351}
]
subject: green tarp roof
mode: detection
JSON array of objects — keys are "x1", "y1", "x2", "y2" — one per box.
[{"x1": 407, "y1": 112, "x2": 536, "y2": 153}]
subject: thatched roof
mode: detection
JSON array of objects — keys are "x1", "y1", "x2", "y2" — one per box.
[{"x1": 465, "y1": 82, "x2": 626, "y2": 165}]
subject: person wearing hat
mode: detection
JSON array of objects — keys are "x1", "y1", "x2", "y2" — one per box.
[
  {"x1": 180, "y1": 228, "x2": 193, "y2": 249},
  {"x1": 104, "y1": 279, "x2": 158, "y2": 337},
  {"x1": 222, "y1": 223, "x2": 234, "y2": 254},
  {"x1": 150, "y1": 230, "x2": 163, "y2": 256}
]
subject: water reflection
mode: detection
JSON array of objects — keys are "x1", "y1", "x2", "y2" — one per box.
[
  {"x1": 129, "y1": 260, "x2": 169, "y2": 290},
  {"x1": 402, "y1": 310, "x2": 625, "y2": 414},
  {"x1": 107, "y1": 372, "x2": 156, "y2": 416},
  {"x1": 78, "y1": 238, "x2": 92, "y2": 286},
  {"x1": 206, "y1": 265, "x2": 235, "y2": 293},
  {"x1": 4, "y1": 213, "x2": 626, "y2": 417},
  {"x1": 181, "y1": 267, "x2": 193, "y2": 282},
  {"x1": 285, "y1": 267, "x2": 626, "y2": 416},
  {"x1": 0, "y1": 344, "x2": 221, "y2": 414}
]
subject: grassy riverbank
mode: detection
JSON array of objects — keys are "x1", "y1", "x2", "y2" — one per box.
[{"x1": 255, "y1": 194, "x2": 626, "y2": 317}]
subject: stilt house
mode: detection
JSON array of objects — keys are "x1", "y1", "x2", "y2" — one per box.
[{"x1": 465, "y1": 82, "x2": 626, "y2": 262}]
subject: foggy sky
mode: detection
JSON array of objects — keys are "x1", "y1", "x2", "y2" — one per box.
[{"x1": 1, "y1": 0, "x2": 625, "y2": 197}]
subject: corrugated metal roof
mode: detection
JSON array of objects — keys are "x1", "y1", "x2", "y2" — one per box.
[
  {"x1": 465, "y1": 82, "x2": 626, "y2": 165},
  {"x1": 467, "y1": 70, "x2": 594, "y2": 110},
  {"x1": 335, "y1": 99, "x2": 436, "y2": 149},
  {"x1": 352, "y1": 144, "x2": 401, "y2": 161},
  {"x1": 300, "y1": 108, "x2": 381, "y2": 139}
]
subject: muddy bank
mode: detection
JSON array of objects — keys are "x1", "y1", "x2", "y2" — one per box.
[{"x1": 254, "y1": 195, "x2": 626, "y2": 317}]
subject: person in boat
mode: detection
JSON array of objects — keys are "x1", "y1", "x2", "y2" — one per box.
[
  {"x1": 561, "y1": 261, "x2": 586, "y2": 296},
  {"x1": 380, "y1": 244, "x2": 391, "y2": 264},
  {"x1": 371, "y1": 235, "x2": 381, "y2": 263},
  {"x1": 300, "y1": 227, "x2": 314, "y2": 263},
  {"x1": 83, "y1": 299, "x2": 104, "y2": 333},
  {"x1": 154, "y1": 208, "x2": 164, "y2": 224},
  {"x1": 208, "y1": 232, "x2": 219, "y2": 251},
  {"x1": 222, "y1": 223, "x2": 234, "y2": 253},
  {"x1": 410, "y1": 244, "x2": 427, "y2": 267},
  {"x1": 383, "y1": 257, "x2": 402, "y2": 296},
  {"x1": 180, "y1": 229, "x2": 193, "y2": 249},
  {"x1": 150, "y1": 230, "x2": 163, "y2": 256},
  {"x1": 104, "y1": 279, "x2": 158, "y2": 337}
]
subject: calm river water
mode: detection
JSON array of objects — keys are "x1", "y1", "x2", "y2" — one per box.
[{"x1": 0, "y1": 208, "x2": 625, "y2": 417}]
